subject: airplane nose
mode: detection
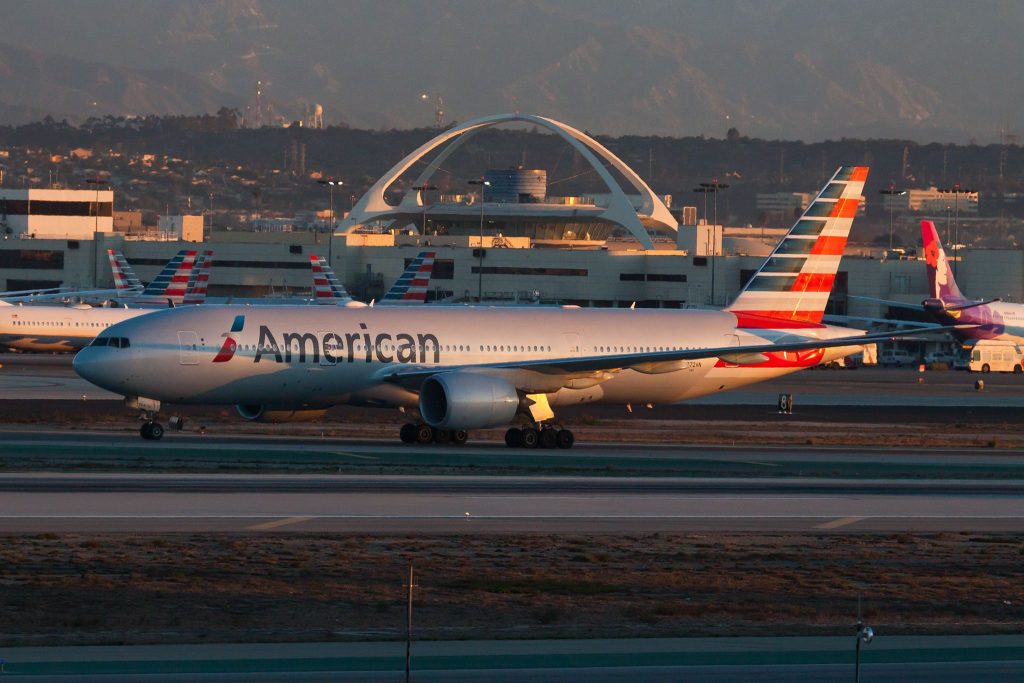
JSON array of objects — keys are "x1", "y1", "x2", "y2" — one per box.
[{"x1": 73, "y1": 347, "x2": 120, "y2": 392}]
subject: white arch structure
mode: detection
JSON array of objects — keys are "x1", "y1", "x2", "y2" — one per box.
[{"x1": 339, "y1": 113, "x2": 677, "y2": 248}]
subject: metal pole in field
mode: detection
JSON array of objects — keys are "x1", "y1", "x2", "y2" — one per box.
[{"x1": 405, "y1": 562, "x2": 416, "y2": 683}]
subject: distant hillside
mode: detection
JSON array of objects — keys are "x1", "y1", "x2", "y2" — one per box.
[
  {"x1": 0, "y1": 41, "x2": 241, "y2": 125},
  {"x1": 0, "y1": 0, "x2": 1021, "y2": 142}
]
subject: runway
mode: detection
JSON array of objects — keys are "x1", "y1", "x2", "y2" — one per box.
[{"x1": 1, "y1": 472, "x2": 1023, "y2": 533}]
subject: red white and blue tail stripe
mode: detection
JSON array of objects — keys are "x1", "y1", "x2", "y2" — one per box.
[
  {"x1": 106, "y1": 250, "x2": 143, "y2": 301},
  {"x1": 381, "y1": 251, "x2": 436, "y2": 305},
  {"x1": 310, "y1": 255, "x2": 352, "y2": 304},
  {"x1": 727, "y1": 166, "x2": 868, "y2": 326},
  {"x1": 182, "y1": 251, "x2": 213, "y2": 305},
  {"x1": 133, "y1": 250, "x2": 199, "y2": 306}
]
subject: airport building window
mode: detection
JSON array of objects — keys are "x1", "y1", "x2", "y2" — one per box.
[
  {"x1": 129, "y1": 258, "x2": 310, "y2": 270},
  {"x1": 0, "y1": 250, "x2": 65, "y2": 269},
  {"x1": 0, "y1": 200, "x2": 113, "y2": 217},
  {"x1": 471, "y1": 266, "x2": 588, "y2": 277}
]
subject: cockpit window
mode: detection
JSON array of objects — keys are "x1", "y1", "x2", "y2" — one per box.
[{"x1": 90, "y1": 337, "x2": 130, "y2": 348}]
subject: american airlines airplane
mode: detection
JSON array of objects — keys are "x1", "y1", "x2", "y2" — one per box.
[
  {"x1": 73, "y1": 167, "x2": 938, "y2": 444},
  {"x1": 0, "y1": 250, "x2": 209, "y2": 352}
]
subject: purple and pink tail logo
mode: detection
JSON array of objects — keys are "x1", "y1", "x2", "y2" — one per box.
[
  {"x1": 922, "y1": 220, "x2": 964, "y2": 300},
  {"x1": 212, "y1": 315, "x2": 245, "y2": 362}
]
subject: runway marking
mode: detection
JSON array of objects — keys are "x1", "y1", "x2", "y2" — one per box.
[
  {"x1": 816, "y1": 516, "x2": 866, "y2": 529},
  {"x1": 739, "y1": 461, "x2": 782, "y2": 467},
  {"x1": 245, "y1": 516, "x2": 313, "y2": 530},
  {"x1": 332, "y1": 451, "x2": 377, "y2": 460}
]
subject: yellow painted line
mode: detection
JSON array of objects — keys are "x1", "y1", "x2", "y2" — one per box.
[
  {"x1": 816, "y1": 516, "x2": 866, "y2": 530},
  {"x1": 246, "y1": 516, "x2": 313, "y2": 531},
  {"x1": 739, "y1": 461, "x2": 782, "y2": 467},
  {"x1": 333, "y1": 451, "x2": 377, "y2": 460}
]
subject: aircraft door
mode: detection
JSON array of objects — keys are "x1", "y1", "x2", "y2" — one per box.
[{"x1": 177, "y1": 330, "x2": 200, "y2": 365}]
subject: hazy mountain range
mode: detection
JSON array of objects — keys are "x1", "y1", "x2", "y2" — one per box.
[{"x1": 0, "y1": 0, "x2": 1020, "y2": 142}]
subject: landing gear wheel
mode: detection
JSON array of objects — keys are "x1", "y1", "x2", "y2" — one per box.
[
  {"x1": 415, "y1": 424, "x2": 434, "y2": 444},
  {"x1": 400, "y1": 423, "x2": 418, "y2": 444},
  {"x1": 1015, "y1": 365, "x2": 1022, "y2": 375},
  {"x1": 539, "y1": 427, "x2": 558, "y2": 449},
  {"x1": 556, "y1": 429, "x2": 575, "y2": 449},
  {"x1": 521, "y1": 427, "x2": 539, "y2": 449},
  {"x1": 505, "y1": 428, "x2": 523, "y2": 448},
  {"x1": 141, "y1": 421, "x2": 164, "y2": 440},
  {"x1": 982, "y1": 363, "x2": 991, "y2": 373},
  {"x1": 452, "y1": 430, "x2": 469, "y2": 445},
  {"x1": 433, "y1": 428, "x2": 451, "y2": 445}
]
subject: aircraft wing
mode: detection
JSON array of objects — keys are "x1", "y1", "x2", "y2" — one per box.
[
  {"x1": 847, "y1": 294, "x2": 923, "y2": 310},
  {"x1": 822, "y1": 314, "x2": 943, "y2": 329},
  {"x1": 383, "y1": 325, "x2": 960, "y2": 389}
]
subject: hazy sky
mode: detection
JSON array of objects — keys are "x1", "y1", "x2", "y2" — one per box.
[{"x1": 0, "y1": 0, "x2": 1020, "y2": 141}]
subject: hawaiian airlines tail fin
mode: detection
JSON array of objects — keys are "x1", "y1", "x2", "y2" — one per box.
[
  {"x1": 726, "y1": 166, "x2": 868, "y2": 325},
  {"x1": 133, "y1": 250, "x2": 198, "y2": 306},
  {"x1": 182, "y1": 250, "x2": 213, "y2": 305},
  {"x1": 310, "y1": 255, "x2": 352, "y2": 304},
  {"x1": 921, "y1": 220, "x2": 966, "y2": 301},
  {"x1": 107, "y1": 250, "x2": 144, "y2": 301},
  {"x1": 380, "y1": 251, "x2": 436, "y2": 305}
]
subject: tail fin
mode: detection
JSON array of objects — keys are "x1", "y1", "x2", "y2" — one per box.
[
  {"x1": 182, "y1": 250, "x2": 213, "y2": 305},
  {"x1": 726, "y1": 166, "x2": 868, "y2": 325},
  {"x1": 381, "y1": 251, "x2": 436, "y2": 305},
  {"x1": 310, "y1": 255, "x2": 352, "y2": 304},
  {"x1": 133, "y1": 250, "x2": 198, "y2": 305},
  {"x1": 107, "y1": 249, "x2": 143, "y2": 301},
  {"x1": 921, "y1": 220, "x2": 966, "y2": 301}
]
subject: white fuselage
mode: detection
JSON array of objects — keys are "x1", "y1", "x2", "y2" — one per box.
[
  {"x1": 0, "y1": 303, "x2": 151, "y2": 352},
  {"x1": 73, "y1": 304, "x2": 860, "y2": 410}
]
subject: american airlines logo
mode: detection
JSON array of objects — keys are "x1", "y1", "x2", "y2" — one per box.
[
  {"x1": 253, "y1": 324, "x2": 441, "y2": 364},
  {"x1": 212, "y1": 314, "x2": 245, "y2": 363}
]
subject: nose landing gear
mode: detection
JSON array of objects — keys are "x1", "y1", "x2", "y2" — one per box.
[{"x1": 140, "y1": 421, "x2": 164, "y2": 440}]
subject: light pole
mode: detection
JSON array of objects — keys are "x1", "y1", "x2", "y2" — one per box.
[
  {"x1": 700, "y1": 180, "x2": 729, "y2": 306},
  {"x1": 468, "y1": 178, "x2": 491, "y2": 301},
  {"x1": 879, "y1": 185, "x2": 906, "y2": 251},
  {"x1": 938, "y1": 184, "x2": 975, "y2": 277},
  {"x1": 85, "y1": 177, "x2": 107, "y2": 234},
  {"x1": 412, "y1": 184, "x2": 437, "y2": 235},
  {"x1": 317, "y1": 178, "x2": 342, "y2": 228}
]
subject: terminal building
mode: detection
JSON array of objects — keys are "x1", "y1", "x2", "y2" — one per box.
[{"x1": 0, "y1": 114, "x2": 1021, "y2": 335}]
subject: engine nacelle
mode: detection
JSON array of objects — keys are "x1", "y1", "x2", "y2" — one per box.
[
  {"x1": 419, "y1": 372, "x2": 519, "y2": 429},
  {"x1": 235, "y1": 405, "x2": 328, "y2": 423},
  {"x1": 922, "y1": 297, "x2": 946, "y2": 313}
]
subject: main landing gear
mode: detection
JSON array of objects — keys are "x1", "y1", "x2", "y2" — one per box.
[
  {"x1": 504, "y1": 425, "x2": 574, "y2": 449},
  {"x1": 140, "y1": 420, "x2": 165, "y2": 440},
  {"x1": 400, "y1": 423, "x2": 469, "y2": 446}
]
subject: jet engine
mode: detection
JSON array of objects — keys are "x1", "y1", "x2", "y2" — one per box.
[
  {"x1": 419, "y1": 372, "x2": 519, "y2": 429},
  {"x1": 235, "y1": 405, "x2": 328, "y2": 422}
]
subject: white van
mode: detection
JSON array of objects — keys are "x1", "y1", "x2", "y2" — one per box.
[{"x1": 968, "y1": 340, "x2": 1024, "y2": 374}]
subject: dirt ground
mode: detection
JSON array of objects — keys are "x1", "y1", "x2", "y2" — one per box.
[{"x1": 1, "y1": 532, "x2": 1022, "y2": 647}]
